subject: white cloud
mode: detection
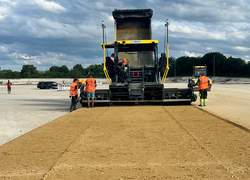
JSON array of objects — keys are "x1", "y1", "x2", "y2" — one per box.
[
  {"x1": 1, "y1": 0, "x2": 250, "y2": 70},
  {"x1": 0, "y1": 6, "x2": 9, "y2": 21},
  {"x1": 244, "y1": 55, "x2": 250, "y2": 61},
  {"x1": 21, "y1": 17, "x2": 99, "y2": 39},
  {"x1": 228, "y1": 31, "x2": 248, "y2": 40},
  {"x1": 0, "y1": 0, "x2": 17, "y2": 21},
  {"x1": 234, "y1": 46, "x2": 250, "y2": 52},
  {"x1": 95, "y1": 2, "x2": 104, "y2": 9},
  {"x1": 8, "y1": 51, "x2": 69, "y2": 66},
  {"x1": 205, "y1": 47, "x2": 213, "y2": 51},
  {"x1": 10, "y1": 52, "x2": 35, "y2": 60},
  {"x1": 183, "y1": 51, "x2": 202, "y2": 57},
  {"x1": 170, "y1": 21, "x2": 226, "y2": 41},
  {"x1": 7, "y1": 51, "x2": 101, "y2": 69},
  {"x1": 32, "y1": 0, "x2": 65, "y2": 13},
  {"x1": 108, "y1": 15, "x2": 114, "y2": 23},
  {"x1": 0, "y1": 45, "x2": 9, "y2": 53}
]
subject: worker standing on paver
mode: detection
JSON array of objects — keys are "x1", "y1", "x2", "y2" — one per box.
[
  {"x1": 69, "y1": 78, "x2": 79, "y2": 112},
  {"x1": 196, "y1": 73, "x2": 210, "y2": 107},
  {"x1": 85, "y1": 74, "x2": 97, "y2": 108},
  {"x1": 6, "y1": 80, "x2": 12, "y2": 94}
]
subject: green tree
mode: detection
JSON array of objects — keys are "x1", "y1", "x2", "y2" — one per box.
[
  {"x1": 1, "y1": 52, "x2": 250, "y2": 79},
  {"x1": 20, "y1": 65, "x2": 39, "y2": 78},
  {"x1": 175, "y1": 56, "x2": 201, "y2": 76},
  {"x1": 70, "y1": 64, "x2": 84, "y2": 78},
  {"x1": 59, "y1": 65, "x2": 69, "y2": 77},
  {"x1": 201, "y1": 52, "x2": 227, "y2": 76},
  {"x1": 247, "y1": 62, "x2": 250, "y2": 77},
  {"x1": 45, "y1": 65, "x2": 69, "y2": 78},
  {"x1": 86, "y1": 64, "x2": 104, "y2": 78},
  {"x1": 226, "y1": 57, "x2": 246, "y2": 77},
  {"x1": 0, "y1": 70, "x2": 20, "y2": 79}
]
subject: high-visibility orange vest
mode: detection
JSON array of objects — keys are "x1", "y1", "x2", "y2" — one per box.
[
  {"x1": 85, "y1": 78, "x2": 96, "y2": 93},
  {"x1": 198, "y1": 76, "x2": 209, "y2": 90},
  {"x1": 70, "y1": 82, "x2": 78, "y2": 96}
]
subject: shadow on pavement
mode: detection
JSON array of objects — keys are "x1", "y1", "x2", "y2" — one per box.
[{"x1": 16, "y1": 98, "x2": 70, "y2": 112}]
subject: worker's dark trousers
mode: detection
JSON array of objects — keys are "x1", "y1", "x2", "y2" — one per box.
[
  {"x1": 7, "y1": 87, "x2": 11, "y2": 94},
  {"x1": 199, "y1": 89, "x2": 208, "y2": 106},
  {"x1": 70, "y1": 95, "x2": 78, "y2": 112}
]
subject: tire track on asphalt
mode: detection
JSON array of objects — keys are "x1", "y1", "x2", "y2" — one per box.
[
  {"x1": 41, "y1": 107, "x2": 110, "y2": 180},
  {"x1": 162, "y1": 106, "x2": 239, "y2": 180}
]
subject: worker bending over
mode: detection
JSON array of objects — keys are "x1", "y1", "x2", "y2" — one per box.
[
  {"x1": 85, "y1": 74, "x2": 97, "y2": 108},
  {"x1": 196, "y1": 73, "x2": 211, "y2": 107},
  {"x1": 69, "y1": 78, "x2": 79, "y2": 112}
]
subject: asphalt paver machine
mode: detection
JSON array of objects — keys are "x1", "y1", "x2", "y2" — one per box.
[{"x1": 80, "y1": 9, "x2": 196, "y2": 105}]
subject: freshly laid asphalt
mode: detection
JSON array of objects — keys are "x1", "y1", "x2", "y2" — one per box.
[{"x1": 0, "y1": 106, "x2": 249, "y2": 179}]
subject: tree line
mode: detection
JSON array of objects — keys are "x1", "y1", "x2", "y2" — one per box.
[
  {"x1": 167, "y1": 52, "x2": 250, "y2": 77},
  {"x1": 0, "y1": 52, "x2": 250, "y2": 79},
  {"x1": 0, "y1": 64, "x2": 104, "y2": 79}
]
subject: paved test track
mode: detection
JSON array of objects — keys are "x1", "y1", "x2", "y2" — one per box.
[{"x1": 0, "y1": 106, "x2": 249, "y2": 179}]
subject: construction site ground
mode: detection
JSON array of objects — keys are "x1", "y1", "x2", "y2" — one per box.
[{"x1": 0, "y1": 83, "x2": 249, "y2": 179}]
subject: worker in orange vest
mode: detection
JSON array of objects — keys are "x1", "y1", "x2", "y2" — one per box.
[
  {"x1": 69, "y1": 78, "x2": 79, "y2": 112},
  {"x1": 196, "y1": 73, "x2": 211, "y2": 107},
  {"x1": 85, "y1": 74, "x2": 97, "y2": 108}
]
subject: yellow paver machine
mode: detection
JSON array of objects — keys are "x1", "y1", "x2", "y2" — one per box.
[{"x1": 80, "y1": 9, "x2": 196, "y2": 105}]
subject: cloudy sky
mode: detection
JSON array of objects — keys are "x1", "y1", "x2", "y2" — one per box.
[{"x1": 0, "y1": 0, "x2": 249, "y2": 70}]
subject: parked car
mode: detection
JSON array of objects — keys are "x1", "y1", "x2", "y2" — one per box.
[{"x1": 37, "y1": 81, "x2": 58, "y2": 89}]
